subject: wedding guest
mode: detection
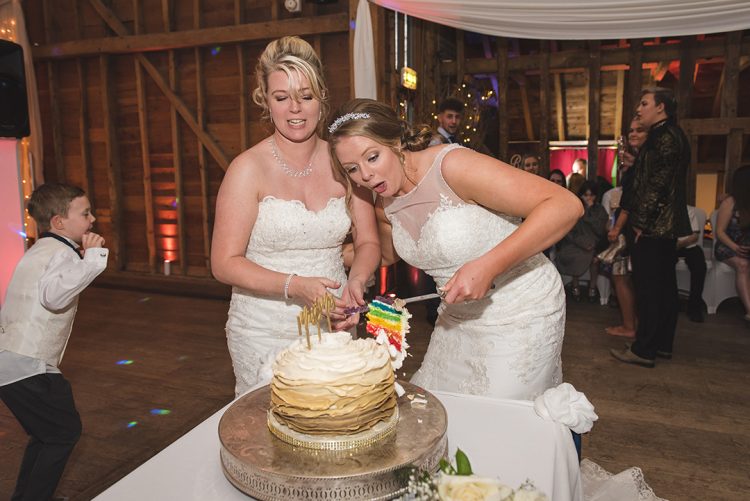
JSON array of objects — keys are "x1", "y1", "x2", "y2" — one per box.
[
  {"x1": 714, "y1": 165, "x2": 750, "y2": 325},
  {"x1": 604, "y1": 118, "x2": 647, "y2": 338},
  {"x1": 567, "y1": 158, "x2": 587, "y2": 185},
  {"x1": 429, "y1": 97, "x2": 464, "y2": 145},
  {"x1": 549, "y1": 169, "x2": 566, "y2": 187},
  {"x1": 676, "y1": 206, "x2": 707, "y2": 323},
  {"x1": 556, "y1": 180, "x2": 609, "y2": 303},
  {"x1": 611, "y1": 88, "x2": 691, "y2": 367},
  {"x1": 328, "y1": 98, "x2": 582, "y2": 400},
  {"x1": 211, "y1": 37, "x2": 380, "y2": 396},
  {"x1": 567, "y1": 172, "x2": 586, "y2": 197},
  {"x1": 521, "y1": 154, "x2": 541, "y2": 175},
  {"x1": 0, "y1": 184, "x2": 108, "y2": 501}
]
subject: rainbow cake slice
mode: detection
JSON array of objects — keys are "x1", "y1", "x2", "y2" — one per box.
[{"x1": 365, "y1": 296, "x2": 411, "y2": 370}]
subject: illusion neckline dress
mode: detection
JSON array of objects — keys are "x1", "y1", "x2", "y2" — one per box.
[{"x1": 384, "y1": 144, "x2": 565, "y2": 400}]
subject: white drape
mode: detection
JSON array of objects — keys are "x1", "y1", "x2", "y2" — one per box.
[
  {"x1": 0, "y1": 0, "x2": 43, "y2": 184},
  {"x1": 354, "y1": 0, "x2": 377, "y2": 99},
  {"x1": 368, "y1": 1, "x2": 750, "y2": 40}
]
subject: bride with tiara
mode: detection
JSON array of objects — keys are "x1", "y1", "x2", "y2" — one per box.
[
  {"x1": 211, "y1": 38, "x2": 380, "y2": 397},
  {"x1": 329, "y1": 99, "x2": 666, "y2": 500},
  {"x1": 328, "y1": 98, "x2": 581, "y2": 401}
]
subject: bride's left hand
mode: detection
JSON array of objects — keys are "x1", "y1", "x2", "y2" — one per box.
[{"x1": 442, "y1": 259, "x2": 495, "y2": 304}]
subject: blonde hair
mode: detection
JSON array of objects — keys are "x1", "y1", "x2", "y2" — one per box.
[
  {"x1": 327, "y1": 99, "x2": 433, "y2": 205},
  {"x1": 251, "y1": 36, "x2": 329, "y2": 135}
]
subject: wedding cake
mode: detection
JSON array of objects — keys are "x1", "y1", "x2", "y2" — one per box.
[{"x1": 269, "y1": 331, "x2": 397, "y2": 436}]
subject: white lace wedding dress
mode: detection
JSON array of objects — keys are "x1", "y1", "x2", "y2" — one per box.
[
  {"x1": 225, "y1": 196, "x2": 350, "y2": 397},
  {"x1": 385, "y1": 144, "x2": 565, "y2": 401}
]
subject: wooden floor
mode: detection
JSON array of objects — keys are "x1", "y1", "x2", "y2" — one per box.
[{"x1": 1, "y1": 285, "x2": 748, "y2": 500}]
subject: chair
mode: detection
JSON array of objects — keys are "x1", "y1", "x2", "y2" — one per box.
[
  {"x1": 560, "y1": 271, "x2": 611, "y2": 306},
  {"x1": 702, "y1": 210, "x2": 739, "y2": 314},
  {"x1": 676, "y1": 206, "x2": 708, "y2": 298}
]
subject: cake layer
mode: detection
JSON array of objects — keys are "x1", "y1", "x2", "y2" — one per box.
[{"x1": 270, "y1": 331, "x2": 397, "y2": 436}]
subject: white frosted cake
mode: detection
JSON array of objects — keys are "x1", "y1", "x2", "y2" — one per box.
[{"x1": 270, "y1": 331, "x2": 397, "y2": 436}]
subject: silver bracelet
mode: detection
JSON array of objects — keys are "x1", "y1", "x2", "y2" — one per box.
[{"x1": 283, "y1": 273, "x2": 297, "y2": 300}]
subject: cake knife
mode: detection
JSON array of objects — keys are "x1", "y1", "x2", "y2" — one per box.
[{"x1": 402, "y1": 284, "x2": 495, "y2": 304}]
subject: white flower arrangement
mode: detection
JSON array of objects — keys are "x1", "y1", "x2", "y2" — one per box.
[{"x1": 397, "y1": 449, "x2": 547, "y2": 501}]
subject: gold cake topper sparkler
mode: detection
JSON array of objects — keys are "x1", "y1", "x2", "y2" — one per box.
[{"x1": 297, "y1": 294, "x2": 336, "y2": 349}]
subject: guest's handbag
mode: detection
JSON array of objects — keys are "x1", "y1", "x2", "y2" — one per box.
[{"x1": 597, "y1": 234, "x2": 626, "y2": 264}]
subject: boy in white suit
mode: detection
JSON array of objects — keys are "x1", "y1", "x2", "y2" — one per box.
[{"x1": 0, "y1": 183, "x2": 108, "y2": 501}]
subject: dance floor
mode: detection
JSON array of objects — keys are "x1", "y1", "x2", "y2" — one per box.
[{"x1": 1, "y1": 266, "x2": 749, "y2": 500}]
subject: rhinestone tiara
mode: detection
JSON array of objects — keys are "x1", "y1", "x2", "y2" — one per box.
[{"x1": 328, "y1": 112, "x2": 370, "y2": 134}]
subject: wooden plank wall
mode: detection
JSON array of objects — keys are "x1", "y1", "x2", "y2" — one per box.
[
  {"x1": 421, "y1": 31, "x2": 750, "y2": 183},
  {"x1": 27, "y1": 0, "x2": 352, "y2": 280},
  {"x1": 26, "y1": 2, "x2": 750, "y2": 281}
]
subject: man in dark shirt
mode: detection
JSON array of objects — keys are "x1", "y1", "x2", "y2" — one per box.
[{"x1": 611, "y1": 87, "x2": 691, "y2": 367}]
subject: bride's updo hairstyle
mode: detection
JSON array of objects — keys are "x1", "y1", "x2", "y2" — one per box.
[
  {"x1": 327, "y1": 98, "x2": 433, "y2": 188},
  {"x1": 252, "y1": 36, "x2": 329, "y2": 135}
]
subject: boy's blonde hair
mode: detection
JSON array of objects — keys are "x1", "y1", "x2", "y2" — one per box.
[
  {"x1": 251, "y1": 36, "x2": 329, "y2": 135},
  {"x1": 27, "y1": 183, "x2": 85, "y2": 233}
]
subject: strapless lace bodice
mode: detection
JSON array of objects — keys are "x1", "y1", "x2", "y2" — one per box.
[
  {"x1": 226, "y1": 196, "x2": 350, "y2": 396},
  {"x1": 384, "y1": 145, "x2": 565, "y2": 400},
  {"x1": 242, "y1": 196, "x2": 349, "y2": 281}
]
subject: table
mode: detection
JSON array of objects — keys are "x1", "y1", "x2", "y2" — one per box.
[{"x1": 94, "y1": 390, "x2": 582, "y2": 501}]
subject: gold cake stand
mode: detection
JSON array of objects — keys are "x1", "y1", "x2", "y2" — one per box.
[{"x1": 219, "y1": 382, "x2": 448, "y2": 501}]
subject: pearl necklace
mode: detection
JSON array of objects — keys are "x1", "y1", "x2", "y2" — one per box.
[{"x1": 269, "y1": 137, "x2": 317, "y2": 178}]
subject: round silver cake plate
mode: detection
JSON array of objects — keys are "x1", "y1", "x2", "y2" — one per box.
[{"x1": 219, "y1": 382, "x2": 448, "y2": 501}]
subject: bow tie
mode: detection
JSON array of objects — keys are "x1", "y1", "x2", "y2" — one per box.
[{"x1": 448, "y1": 135, "x2": 457, "y2": 143}]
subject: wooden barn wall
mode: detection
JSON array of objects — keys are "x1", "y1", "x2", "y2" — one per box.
[
  {"x1": 391, "y1": 23, "x2": 750, "y2": 189},
  {"x1": 26, "y1": 0, "x2": 353, "y2": 282}
]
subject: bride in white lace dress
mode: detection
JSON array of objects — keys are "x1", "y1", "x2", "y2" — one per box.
[
  {"x1": 211, "y1": 38, "x2": 380, "y2": 397},
  {"x1": 328, "y1": 99, "x2": 582, "y2": 400}
]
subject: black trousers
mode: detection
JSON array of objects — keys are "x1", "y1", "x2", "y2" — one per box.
[
  {"x1": 676, "y1": 245, "x2": 707, "y2": 313},
  {"x1": 0, "y1": 373, "x2": 82, "y2": 501},
  {"x1": 630, "y1": 236, "x2": 679, "y2": 359}
]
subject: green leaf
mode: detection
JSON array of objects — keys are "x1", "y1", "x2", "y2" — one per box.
[
  {"x1": 438, "y1": 458, "x2": 456, "y2": 475},
  {"x1": 455, "y1": 448, "x2": 473, "y2": 475}
]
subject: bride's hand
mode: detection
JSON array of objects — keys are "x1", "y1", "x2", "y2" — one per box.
[
  {"x1": 442, "y1": 259, "x2": 495, "y2": 304},
  {"x1": 331, "y1": 279, "x2": 366, "y2": 331},
  {"x1": 287, "y1": 276, "x2": 340, "y2": 307}
]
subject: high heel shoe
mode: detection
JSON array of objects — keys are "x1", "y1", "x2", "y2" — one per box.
[
  {"x1": 588, "y1": 288, "x2": 599, "y2": 304},
  {"x1": 570, "y1": 286, "x2": 582, "y2": 302}
]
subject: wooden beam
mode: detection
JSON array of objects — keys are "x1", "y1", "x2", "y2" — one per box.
[
  {"x1": 373, "y1": 2, "x2": 387, "y2": 101},
  {"x1": 496, "y1": 37, "x2": 509, "y2": 161},
  {"x1": 554, "y1": 73, "x2": 565, "y2": 141},
  {"x1": 32, "y1": 13, "x2": 350, "y2": 59},
  {"x1": 163, "y1": 0, "x2": 187, "y2": 275},
  {"x1": 134, "y1": 0, "x2": 157, "y2": 273},
  {"x1": 348, "y1": 0, "x2": 357, "y2": 99},
  {"x1": 678, "y1": 35, "x2": 696, "y2": 120},
  {"x1": 42, "y1": 0, "x2": 65, "y2": 183},
  {"x1": 723, "y1": 31, "x2": 743, "y2": 191},
  {"x1": 87, "y1": 0, "x2": 230, "y2": 170},
  {"x1": 235, "y1": 0, "x2": 249, "y2": 151},
  {"x1": 194, "y1": 0, "x2": 211, "y2": 273},
  {"x1": 587, "y1": 41, "x2": 601, "y2": 181},
  {"x1": 625, "y1": 39, "x2": 643, "y2": 129},
  {"x1": 519, "y1": 81, "x2": 534, "y2": 142},
  {"x1": 681, "y1": 117, "x2": 750, "y2": 135},
  {"x1": 614, "y1": 70, "x2": 625, "y2": 138},
  {"x1": 99, "y1": 55, "x2": 124, "y2": 269},
  {"x1": 73, "y1": 0, "x2": 93, "y2": 195},
  {"x1": 438, "y1": 37, "x2": 750, "y2": 77},
  {"x1": 456, "y1": 29, "x2": 465, "y2": 88},
  {"x1": 539, "y1": 40, "x2": 551, "y2": 175}
]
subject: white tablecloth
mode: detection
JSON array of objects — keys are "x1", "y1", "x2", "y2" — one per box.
[{"x1": 94, "y1": 390, "x2": 582, "y2": 500}]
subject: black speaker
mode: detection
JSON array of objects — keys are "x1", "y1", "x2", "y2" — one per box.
[{"x1": 0, "y1": 40, "x2": 30, "y2": 138}]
